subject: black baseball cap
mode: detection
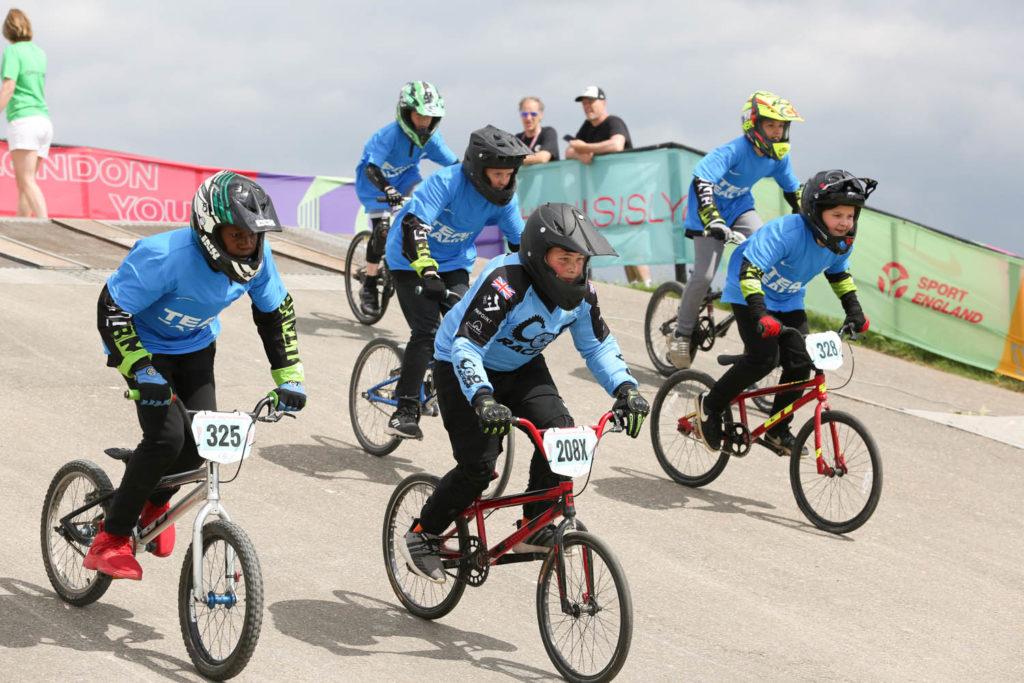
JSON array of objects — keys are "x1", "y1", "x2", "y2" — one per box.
[{"x1": 574, "y1": 86, "x2": 606, "y2": 102}]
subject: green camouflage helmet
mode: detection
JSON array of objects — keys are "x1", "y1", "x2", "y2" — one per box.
[{"x1": 396, "y1": 81, "x2": 446, "y2": 147}]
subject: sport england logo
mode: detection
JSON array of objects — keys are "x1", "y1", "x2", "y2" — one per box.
[
  {"x1": 877, "y1": 261, "x2": 909, "y2": 298},
  {"x1": 491, "y1": 277, "x2": 516, "y2": 300}
]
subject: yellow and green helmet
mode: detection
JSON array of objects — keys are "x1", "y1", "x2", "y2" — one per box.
[
  {"x1": 741, "y1": 90, "x2": 803, "y2": 160},
  {"x1": 396, "y1": 81, "x2": 446, "y2": 147}
]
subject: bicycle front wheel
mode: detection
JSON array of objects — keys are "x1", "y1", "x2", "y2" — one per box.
[
  {"x1": 383, "y1": 474, "x2": 469, "y2": 620},
  {"x1": 40, "y1": 460, "x2": 113, "y2": 606},
  {"x1": 644, "y1": 281, "x2": 689, "y2": 376},
  {"x1": 178, "y1": 520, "x2": 263, "y2": 680},
  {"x1": 790, "y1": 410, "x2": 882, "y2": 534},
  {"x1": 536, "y1": 531, "x2": 633, "y2": 682},
  {"x1": 650, "y1": 370, "x2": 731, "y2": 487},
  {"x1": 349, "y1": 338, "x2": 403, "y2": 456},
  {"x1": 344, "y1": 231, "x2": 386, "y2": 325}
]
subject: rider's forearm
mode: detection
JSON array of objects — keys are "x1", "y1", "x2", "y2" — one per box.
[
  {"x1": 364, "y1": 163, "x2": 391, "y2": 193},
  {"x1": 783, "y1": 190, "x2": 800, "y2": 214},
  {"x1": 692, "y1": 177, "x2": 724, "y2": 228},
  {"x1": 400, "y1": 212, "x2": 437, "y2": 273},
  {"x1": 826, "y1": 271, "x2": 857, "y2": 298},
  {"x1": 97, "y1": 284, "x2": 154, "y2": 377},
  {"x1": 450, "y1": 337, "x2": 494, "y2": 404},
  {"x1": 252, "y1": 293, "x2": 304, "y2": 383}
]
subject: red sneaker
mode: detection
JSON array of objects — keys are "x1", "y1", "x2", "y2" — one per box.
[
  {"x1": 139, "y1": 501, "x2": 175, "y2": 557},
  {"x1": 83, "y1": 530, "x2": 142, "y2": 580}
]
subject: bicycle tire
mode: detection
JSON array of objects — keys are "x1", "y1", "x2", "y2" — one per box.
[
  {"x1": 650, "y1": 370, "x2": 731, "y2": 487},
  {"x1": 750, "y1": 366, "x2": 782, "y2": 414},
  {"x1": 536, "y1": 531, "x2": 633, "y2": 682},
  {"x1": 383, "y1": 474, "x2": 470, "y2": 620},
  {"x1": 349, "y1": 338, "x2": 404, "y2": 457},
  {"x1": 790, "y1": 410, "x2": 882, "y2": 534},
  {"x1": 643, "y1": 281, "x2": 688, "y2": 376},
  {"x1": 344, "y1": 231, "x2": 388, "y2": 325},
  {"x1": 481, "y1": 432, "x2": 515, "y2": 500},
  {"x1": 40, "y1": 460, "x2": 113, "y2": 606},
  {"x1": 178, "y1": 519, "x2": 264, "y2": 680}
]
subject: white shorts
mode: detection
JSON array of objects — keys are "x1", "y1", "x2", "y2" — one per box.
[{"x1": 8, "y1": 115, "x2": 54, "y2": 158}]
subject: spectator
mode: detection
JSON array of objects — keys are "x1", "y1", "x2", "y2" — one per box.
[
  {"x1": 0, "y1": 8, "x2": 51, "y2": 218},
  {"x1": 515, "y1": 96, "x2": 559, "y2": 165},
  {"x1": 565, "y1": 86, "x2": 649, "y2": 287}
]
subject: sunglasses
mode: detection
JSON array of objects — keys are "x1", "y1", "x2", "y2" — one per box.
[{"x1": 519, "y1": 111, "x2": 540, "y2": 118}]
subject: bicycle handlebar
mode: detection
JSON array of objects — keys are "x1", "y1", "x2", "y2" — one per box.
[
  {"x1": 755, "y1": 323, "x2": 861, "y2": 341},
  {"x1": 123, "y1": 391, "x2": 295, "y2": 423}
]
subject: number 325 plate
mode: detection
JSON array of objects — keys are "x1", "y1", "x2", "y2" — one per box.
[
  {"x1": 543, "y1": 426, "x2": 599, "y2": 478},
  {"x1": 191, "y1": 411, "x2": 255, "y2": 464}
]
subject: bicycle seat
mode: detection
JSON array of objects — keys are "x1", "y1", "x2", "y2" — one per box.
[
  {"x1": 717, "y1": 354, "x2": 743, "y2": 366},
  {"x1": 104, "y1": 447, "x2": 134, "y2": 463}
]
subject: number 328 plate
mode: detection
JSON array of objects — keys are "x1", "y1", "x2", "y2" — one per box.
[
  {"x1": 543, "y1": 426, "x2": 599, "y2": 478},
  {"x1": 191, "y1": 411, "x2": 256, "y2": 464},
  {"x1": 805, "y1": 331, "x2": 844, "y2": 371}
]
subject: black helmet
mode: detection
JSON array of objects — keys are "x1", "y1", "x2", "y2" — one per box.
[
  {"x1": 190, "y1": 171, "x2": 282, "y2": 284},
  {"x1": 461, "y1": 125, "x2": 531, "y2": 205},
  {"x1": 799, "y1": 170, "x2": 878, "y2": 255},
  {"x1": 520, "y1": 203, "x2": 617, "y2": 310}
]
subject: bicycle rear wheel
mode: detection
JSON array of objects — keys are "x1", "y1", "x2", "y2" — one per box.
[
  {"x1": 750, "y1": 366, "x2": 782, "y2": 414},
  {"x1": 643, "y1": 281, "x2": 689, "y2": 376},
  {"x1": 178, "y1": 519, "x2": 263, "y2": 680},
  {"x1": 790, "y1": 410, "x2": 882, "y2": 534},
  {"x1": 480, "y1": 431, "x2": 515, "y2": 500},
  {"x1": 536, "y1": 531, "x2": 633, "y2": 682},
  {"x1": 383, "y1": 474, "x2": 469, "y2": 620},
  {"x1": 349, "y1": 338, "x2": 403, "y2": 456},
  {"x1": 344, "y1": 230, "x2": 388, "y2": 325},
  {"x1": 40, "y1": 460, "x2": 113, "y2": 606},
  {"x1": 650, "y1": 370, "x2": 731, "y2": 487}
]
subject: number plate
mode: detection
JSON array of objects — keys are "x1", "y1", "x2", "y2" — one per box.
[
  {"x1": 805, "y1": 331, "x2": 844, "y2": 371},
  {"x1": 191, "y1": 411, "x2": 255, "y2": 464},
  {"x1": 543, "y1": 426, "x2": 599, "y2": 478}
]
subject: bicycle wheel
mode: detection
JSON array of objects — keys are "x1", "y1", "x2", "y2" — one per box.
[
  {"x1": 344, "y1": 231, "x2": 386, "y2": 325},
  {"x1": 536, "y1": 531, "x2": 633, "y2": 682},
  {"x1": 790, "y1": 410, "x2": 882, "y2": 534},
  {"x1": 40, "y1": 460, "x2": 113, "y2": 606},
  {"x1": 650, "y1": 370, "x2": 731, "y2": 487},
  {"x1": 178, "y1": 519, "x2": 263, "y2": 680},
  {"x1": 383, "y1": 474, "x2": 470, "y2": 620},
  {"x1": 480, "y1": 431, "x2": 515, "y2": 500},
  {"x1": 349, "y1": 338, "x2": 403, "y2": 456},
  {"x1": 643, "y1": 281, "x2": 687, "y2": 376}
]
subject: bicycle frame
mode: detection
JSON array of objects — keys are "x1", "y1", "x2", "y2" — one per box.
[
  {"x1": 362, "y1": 366, "x2": 432, "y2": 410},
  {"x1": 436, "y1": 412, "x2": 618, "y2": 614}
]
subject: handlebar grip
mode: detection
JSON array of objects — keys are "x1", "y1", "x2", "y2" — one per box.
[{"x1": 124, "y1": 389, "x2": 178, "y2": 403}]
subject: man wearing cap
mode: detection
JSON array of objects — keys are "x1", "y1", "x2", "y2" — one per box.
[
  {"x1": 565, "y1": 86, "x2": 632, "y2": 166},
  {"x1": 566, "y1": 86, "x2": 649, "y2": 286}
]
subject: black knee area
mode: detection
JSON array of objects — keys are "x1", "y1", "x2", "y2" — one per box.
[
  {"x1": 744, "y1": 347, "x2": 779, "y2": 376},
  {"x1": 459, "y1": 457, "x2": 497, "y2": 491}
]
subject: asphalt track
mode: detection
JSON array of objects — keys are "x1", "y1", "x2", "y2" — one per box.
[{"x1": 1, "y1": 243, "x2": 1021, "y2": 681}]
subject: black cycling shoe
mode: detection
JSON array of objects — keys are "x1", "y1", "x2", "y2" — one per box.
[
  {"x1": 513, "y1": 521, "x2": 555, "y2": 554},
  {"x1": 359, "y1": 282, "x2": 380, "y2": 316},
  {"x1": 759, "y1": 429, "x2": 809, "y2": 457},
  {"x1": 694, "y1": 393, "x2": 723, "y2": 453},
  {"x1": 387, "y1": 406, "x2": 423, "y2": 439}
]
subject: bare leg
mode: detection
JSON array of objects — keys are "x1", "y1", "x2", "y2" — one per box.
[
  {"x1": 11, "y1": 149, "x2": 47, "y2": 218},
  {"x1": 366, "y1": 262, "x2": 380, "y2": 277}
]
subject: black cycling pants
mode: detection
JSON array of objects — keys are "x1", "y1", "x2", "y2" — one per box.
[
  {"x1": 392, "y1": 268, "x2": 470, "y2": 406},
  {"x1": 703, "y1": 305, "x2": 812, "y2": 434},
  {"x1": 418, "y1": 355, "x2": 573, "y2": 534},
  {"x1": 365, "y1": 216, "x2": 387, "y2": 265},
  {"x1": 105, "y1": 343, "x2": 217, "y2": 536}
]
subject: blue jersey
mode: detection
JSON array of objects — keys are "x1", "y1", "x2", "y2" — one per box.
[
  {"x1": 384, "y1": 164, "x2": 524, "y2": 273},
  {"x1": 355, "y1": 122, "x2": 458, "y2": 211},
  {"x1": 105, "y1": 228, "x2": 287, "y2": 355},
  {"x1": 684, "y1": 136, "x2": 800, "y2": 235},
  {"x1": 722, "y1": 214, "x2": 852, "y2": 312},
  {"x1": 435, "y1": 253, "x2": 636, "y2": 403}
]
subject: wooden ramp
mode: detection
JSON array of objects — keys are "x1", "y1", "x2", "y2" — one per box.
[
  {"x1": 268, "y1": 235, "x2": 344, "y2": 274},
  {"x1": 0, "y1": 234, "x2": 88, "y2": 269},
  {"x1": 52, "y1": 219, "x2": 138, "y2": 250}
]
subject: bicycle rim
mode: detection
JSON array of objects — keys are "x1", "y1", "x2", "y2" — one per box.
[
  {"x1": 644, "y1": 281, "x2": 684, "y2": 376},
  {"x1": 349, "y1": 339, "x2": 403, "y2": 456},
  {"x1": 537, "y1": 532, "x2": 633, "y2": 681},
  {"x1": 651, "y1": 370, "x2": 730, "y2": 487},
  {"x1": 791, "y1": 411, "x2": 882, "y2": 534}
]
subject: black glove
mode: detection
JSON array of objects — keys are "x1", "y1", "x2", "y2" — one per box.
[
  {"x1": 383, "y1": 186, "x2": 403, "y2": 207},
  {"x1": 134, "y1": 366, "x2": 172, "y2": 408},
  {"x1": 419, "y1": 270, "x2": 445, "y2": 302},
  {"x1": 612, "y1": 383, "x2": 649, "y2": 438},
  {"x1": 472, "y1": 392, "x2": 512, "y2": 436},
  {"x1": 840, "y1": 292, "x2": 869, "y2": 334},
  {"x1": 272, "y1": 381, "x2": 306, "y2": 412}
]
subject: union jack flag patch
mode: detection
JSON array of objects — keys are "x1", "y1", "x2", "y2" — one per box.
[{"x1": 491, "y1": 276, "x2": 516, "y2": 300}]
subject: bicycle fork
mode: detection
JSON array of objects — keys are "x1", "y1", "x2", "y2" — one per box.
[
  {"x1": 552, "y1": 496, "x2": 600, "y2": 617},
  {"x1": 190, "y1": 461, "x2": 237, "y2": 604}
]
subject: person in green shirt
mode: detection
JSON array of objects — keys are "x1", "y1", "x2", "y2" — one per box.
[{"x1": 0, "y1": 9, "x2": 50, "y2": 218}]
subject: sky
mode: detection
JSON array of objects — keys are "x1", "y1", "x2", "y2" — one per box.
[{"x1": 11, "y1": 0, "x2": 1024, "y2": 255}]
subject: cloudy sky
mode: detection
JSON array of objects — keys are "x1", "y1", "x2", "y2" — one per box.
[{"x1": 12, "y1": 1, "x2": 1024, "y2": 254}]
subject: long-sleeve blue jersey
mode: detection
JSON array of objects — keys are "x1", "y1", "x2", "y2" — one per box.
[
  {"x1": 434, "y1": 253, "x2": 636, "y2": 403},
  {"x1": 355, "y1": 122, "x2": 458, "y2": 211}
]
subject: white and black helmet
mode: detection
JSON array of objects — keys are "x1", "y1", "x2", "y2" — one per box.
[
  {"x1": 191, "y1": 171, "x2": 282, "y2": 284},
  {"x1": 799, "y1": 170, "x2": 878, "y2": 254},
  {"x1": 520, "y1": 203, "x2": 617, "y2": 310},
  {"x1": 461, "y1": 125, "x2": 531, "y2": 205}
]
